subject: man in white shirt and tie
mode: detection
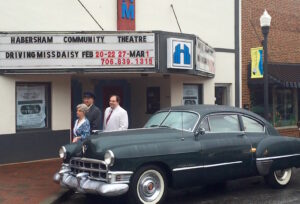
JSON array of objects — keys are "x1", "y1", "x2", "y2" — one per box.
[{"x1": 103, "y1": 95, "x2": 129, "y2": 132}]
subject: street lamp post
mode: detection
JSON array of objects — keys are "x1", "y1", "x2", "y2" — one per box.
[{"x1": 260, "y1": 9, "x2": 272, "y2": 120}]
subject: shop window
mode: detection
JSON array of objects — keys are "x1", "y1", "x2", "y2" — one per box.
[
  {"x1": 298, "y1": 89, "x2": 300, "y2": 122},
  {"x1": 16, "y1": 83, "x2": 51, "y2": 131},
  {"x1": 146, "y1": 87, "x2": 160, "y2": 114},
  {"x1": 183, "y1": 84, "x2": 203, "y2": 105},
  {"x1": 250, "y1": 86, "x2": 273, "y2": 119},
  {"x1": 274, "y1": 89, "x2": 297, "y2": 127},
  {"x1": 250, "y1": 86, "x2": 298, "y2": 127}
]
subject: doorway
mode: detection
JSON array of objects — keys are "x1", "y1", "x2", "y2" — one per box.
[
  {"x1": 94, "y1": 80, "x2": 131, "y2": 129},
  {"x1": 102, "y1": 86, "x2": 124, "y2": 111},
  {"x1": 215, "y1": 84, "x2": 230, "y2": 105}
]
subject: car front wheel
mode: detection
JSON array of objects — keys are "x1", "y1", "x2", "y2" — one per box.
[
  {"x1": 265, "y1": 168, "x2": 292, "y2": 189},
  {"x1": 128, "y1": 165, "x2": 167, "y2": 204}
]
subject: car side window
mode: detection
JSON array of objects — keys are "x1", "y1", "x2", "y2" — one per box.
[
  {"x1": 208, "y1": 114, "x2": 240, "y2": 132},
  {"x1": 199, "y1": 117, "x2": 210, "y2": 131},
  {"x1": 242, "y1": 116, "x2": 264, "y2": 133},
  {"x1": 161, "y1": 112, "x2": 199, "y2": 131}
]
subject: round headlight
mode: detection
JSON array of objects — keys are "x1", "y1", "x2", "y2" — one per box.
[
  {"x1": 104, "y1": 150, "x2": 115, "y2": 166},
  {"x1": 59, "y1": 146, "x2": 67, "y2": 159}
]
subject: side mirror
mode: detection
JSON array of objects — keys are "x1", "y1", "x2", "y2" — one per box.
[{"x1": 195, "y1": 127, "x2": 205, "y2": 137}]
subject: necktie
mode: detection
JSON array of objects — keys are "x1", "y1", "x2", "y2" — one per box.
[{"x1": 106, "y1": 109, "x2": 113, "y2": 125}]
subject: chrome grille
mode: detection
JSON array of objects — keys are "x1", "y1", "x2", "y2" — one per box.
[{"x1": 69, "y1": 157, "x2": 108, "y2": 181}]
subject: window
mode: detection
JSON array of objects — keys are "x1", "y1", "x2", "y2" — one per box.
[
  {"x1": 183, "y1": 84, "x2": 203, "y2": 105},
  {"x1": 242, "y1": 116, "x2": 264, "y2": 132},
  {"x1": 215, "y1": 85, "x2": 230, "y2": 105},
  {"x1": 250, "y1": 86, "x2": 298, "y2": 127},
  {"x1": 146, "y1": 87, "x2": 160, "y2": 114},
  {"x1": 161, "y1": 112, "x2": 199, "y2": 131},
  {"x1": 208, "y1": 114, "x2": 240, "y2": 132},
  {"x1": 199, "y1": 117, "x2": 210, "y2": 131},
  {"x1": 274, "y1": 89, "x2": 297, "y2": 127},
  {"x1": 16, "y1": 83, "x2": 51, "y2": 131}
]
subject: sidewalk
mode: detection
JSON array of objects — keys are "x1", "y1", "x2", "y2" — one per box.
[{"x1": 0, "y1": 159, "x2": 63, "y2": 204}]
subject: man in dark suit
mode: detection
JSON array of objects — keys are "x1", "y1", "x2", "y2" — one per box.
[{"x1": 83, "y1": 92, "x2": 101, "y2": 133}]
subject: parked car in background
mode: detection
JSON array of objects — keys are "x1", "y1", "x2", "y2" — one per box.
[{"x1": 54, "y1": 105, "x2": 300, "y2": 204}]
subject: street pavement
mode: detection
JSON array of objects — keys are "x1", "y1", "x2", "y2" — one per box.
[
  {"x1": 0, "y1": 159, "x2": 298, "y2": 204},
  {"x1": 53, "y1": 169, "x2": 300, "y2": 204}
]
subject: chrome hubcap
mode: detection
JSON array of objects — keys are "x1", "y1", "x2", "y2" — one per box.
[
  {"x1": 274, "y1": 169, "x2": 289, "y2": 181},
  {"x1": 138, "y1": 171, "x2": 162, "y2": 202},
  {"x1": 273, "y1": 168, "x2": 292, "y2": 185},
  {"x1": 143, "y1": 180, "x2": 156, "y2": 194}
]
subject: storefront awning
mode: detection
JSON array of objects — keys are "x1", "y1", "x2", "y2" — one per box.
[{"x1": 248, "y1": 63, "x2": 300, "y2": 88}]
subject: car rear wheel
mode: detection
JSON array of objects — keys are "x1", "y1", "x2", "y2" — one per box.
[
  {"x1": 128, "y1": 165, "x2": 167, "y2": 204},
  {"x1": 265, "y1": 168, "x2": 292, "y2": 189}
]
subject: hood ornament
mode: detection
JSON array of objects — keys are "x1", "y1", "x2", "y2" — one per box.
[{"x1": 82, "y1": 144, "x2": 88, "y2": 154}]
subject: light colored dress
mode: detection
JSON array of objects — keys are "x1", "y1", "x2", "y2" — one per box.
[{"x1": 73, "y1": 118, "x2": 90, "y2": 141}]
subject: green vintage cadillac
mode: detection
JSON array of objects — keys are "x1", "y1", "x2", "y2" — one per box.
[{"x1": 54, "y1": 105, "x2": 300, "y2": 204}]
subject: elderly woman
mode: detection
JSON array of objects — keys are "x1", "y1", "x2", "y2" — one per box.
[{"x1": 72, "y1": 104, "x2": 90, "y2": 143}]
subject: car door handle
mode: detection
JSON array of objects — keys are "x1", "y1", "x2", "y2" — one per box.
[{"x1": 237, "y1": 132, "x2": 246, "y2": 137}]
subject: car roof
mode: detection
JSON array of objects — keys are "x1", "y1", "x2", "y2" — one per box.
[
  {"x1": 162, "y1": 105, "x2": 266, "y2": 121},
  {"x1": 160, "y1": 105, "x2": 279, "y2": 136}
]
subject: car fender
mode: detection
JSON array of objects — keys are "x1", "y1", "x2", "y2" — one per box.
[{"x1": 256, "y1": 135, "x2": 300, "y2": 175}]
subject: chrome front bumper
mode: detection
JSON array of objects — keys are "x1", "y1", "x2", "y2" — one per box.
[{"x1": 53, "y1": 165, "x2": 130, "y2": 197}]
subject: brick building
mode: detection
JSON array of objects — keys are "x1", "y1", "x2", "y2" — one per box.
[{"x1": 241, "y1": 0, "x2": 300, "y2": 137}]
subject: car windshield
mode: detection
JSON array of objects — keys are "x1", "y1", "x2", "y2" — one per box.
[
  {"x1": 144, "y1": 111, "x2": 199, "y2": 132},
  {"x1": 144, "y1": 112, "x2": 169, "y2": 128}
]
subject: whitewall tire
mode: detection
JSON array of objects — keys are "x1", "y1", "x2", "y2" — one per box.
[
  {"x1": 128, "y1": 165, "x2": 167, "y2": 204},
  {"x1": 265, "y1": 168, "x2": 292, "y2": 189}
]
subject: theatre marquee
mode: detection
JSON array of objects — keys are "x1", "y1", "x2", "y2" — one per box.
[
  {"x1": 0, "y1": 32, "x2": 155, "y2": 70},
  {"x1": 0, "y1": 31, "x2": 215, "y2": 77}
]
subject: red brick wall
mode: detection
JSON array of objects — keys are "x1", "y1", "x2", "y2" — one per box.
[
  {"x1": 278, "y1": 128, "x2": 300, "y2": 138},
  {"x1": 241, "y1": 0, "x2": 300, "y2": 137}
]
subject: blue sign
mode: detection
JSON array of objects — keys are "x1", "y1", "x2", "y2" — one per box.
[
  {"x1": 122, "y1": 0, "x2": 135, "y2": 20},
  {"x1": 167, "y1": 38, "x2": 193, "y2": 69},
  {"x1": 173, "y1": 44, "x2": 191, "y2": 65}
]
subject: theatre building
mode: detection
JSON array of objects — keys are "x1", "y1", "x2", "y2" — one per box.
[
  {"x1": 0, "y1": 0, "x2": 240, "y2": 164},
  {"x1": 241, "y1": 0, "x2": 300, "y2": 138}
]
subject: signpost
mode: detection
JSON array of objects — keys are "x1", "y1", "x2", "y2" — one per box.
[{"x1": 0, "y1": 33, "x2": 155, "y2": 69}]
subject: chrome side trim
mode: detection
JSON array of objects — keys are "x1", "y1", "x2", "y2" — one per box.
[
  {"x1": 108, "y1": 171, "x2": 133, "y2": 175},
  {"x1": 256, "y1": 154, "x2": 300, "y2": 161},
  {"x1": 108, "y1": 171, "x2": 133, "y2": 184},
  {"x1": 172, "y1": 161, "x2": 243, "y2": 172}
]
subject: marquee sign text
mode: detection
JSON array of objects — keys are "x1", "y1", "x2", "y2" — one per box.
[{"x1": 0, "y1": 33, "x2": 155, "y2": 69}]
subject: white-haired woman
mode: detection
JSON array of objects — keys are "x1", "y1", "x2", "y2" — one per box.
[{"x1": 72, "y1": 104, "x2": 90, "y2": 143}]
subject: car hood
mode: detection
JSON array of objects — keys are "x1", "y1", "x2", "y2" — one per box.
[{"x1": 83, "y1": 127, "x2": 185, "y2": 158}]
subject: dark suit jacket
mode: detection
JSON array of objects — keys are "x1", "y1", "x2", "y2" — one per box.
[{"x1": 85, "y1": 104, "x2": 101, "y2": 132}]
